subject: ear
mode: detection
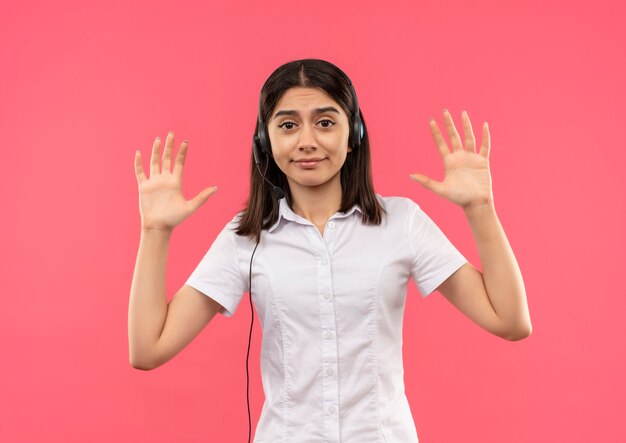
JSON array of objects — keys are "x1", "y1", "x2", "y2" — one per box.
[{"x1": 347, "y1": 145, "x2": 353, "y2": 153}]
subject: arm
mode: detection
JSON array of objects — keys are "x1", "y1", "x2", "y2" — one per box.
[
  {"x1": 465, "y1": 203, "x2": 531, "y2": 338},
  {"x1": 437, "y1": 204, "x2": 531, "y2": 340},
  {"x1": 411, "y1": 109, "x2": 532, "y2": 340},
  {"x1": 128, "y1": 228, "x2": 224, "y2": 370},
  {"x1": 130, "y1": 132, "x2": 220, "y2": 369},
  {"x1": 128, "y1": 228, "x2": 171, "y2": 369}
]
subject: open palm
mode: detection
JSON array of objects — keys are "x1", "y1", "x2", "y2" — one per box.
[
  {"x1": 134, "y1": 132, "x2": 217, "y2": 232},
  {"x1": 411, "y1": 109, "x2": 494, "y2": 210}
]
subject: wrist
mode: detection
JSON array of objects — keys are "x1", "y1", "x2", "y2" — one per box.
[
  {"x1": 463, "y1": 200, "x2": 496, "y2": 218},
  {"x1": 141, "y1": 226, "x2": 174, "y2": 237}
]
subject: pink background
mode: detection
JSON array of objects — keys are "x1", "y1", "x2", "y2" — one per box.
[{"x1": 2, "y1": 0, "x2": 624, "y2": 441}]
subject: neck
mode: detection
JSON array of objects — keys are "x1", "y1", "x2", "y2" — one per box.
[{"x1": 288, "y1": 175, "x2": 342, "y2": 225}]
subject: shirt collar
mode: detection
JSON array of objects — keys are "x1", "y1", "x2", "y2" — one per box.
[{"x1": 267, "y1": 197, "x2": 363, "y2": 233}]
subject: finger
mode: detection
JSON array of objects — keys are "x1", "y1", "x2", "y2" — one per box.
[
  {"x1": 173, "y1": 140, "x2": 189, "y2": 178},
  {"x1": 461, "y1": 110, "x2": 476, "y2": 154},
  {"x1": 410, "y1": 173, "x2": 445, "y2": 196},
  {"x1": 150, "y1": 136, "x2": 161, "y2": 178},
  {"x1": 189, "y1": 186, "x2": 219, "y2": 213},
  {"x1": 162, "y1": 131, "x2": 175, "y2": 173},
  {"x1": 442, "y1": 109, "x2": 463, "y2": 151},
  {"x1": 135, "y1": 150, "x2": 146, "y2": 185},
  {"x1": 479, "y1": 122, "x2": 490, "y2": 159},
  {"x1": 428, "y1": 118, "x2": 450, "y2": 159}
]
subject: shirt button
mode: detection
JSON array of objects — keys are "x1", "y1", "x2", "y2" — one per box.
[
  {"x1": 328, "y1": 405, "x2": 337, "y2": 414},
  {"x1": 321, "y1": 259, "x2": 328, "y2": 265},
  {"x1": 326, "y1": 367, "x2": 333, "y2": 376},
  {"x1": 322, "y1": 293, "x2": 331, "y2": 300},
  {"x1": 328, "y1": 221, "x2": 335, "y2": 228},
  {"x1": 323, "y1": 330, "x2": 334, "y2": 340}
]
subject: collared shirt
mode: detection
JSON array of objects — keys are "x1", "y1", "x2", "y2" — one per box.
[{"x1": 185, "y1": 194, "x2": 467, "y2": 442}]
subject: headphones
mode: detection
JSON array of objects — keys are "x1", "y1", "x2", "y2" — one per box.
[
  {"x1": 251, "y1": 63, "x2": 364, "y2": 201},
  {"x1": 245, "y1": 62, "x2": 363, "y2": 443}
]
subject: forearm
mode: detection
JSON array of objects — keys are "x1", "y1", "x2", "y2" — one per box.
[
  {"x1": 128, "y1": 228, "x2": 172, "y2": 368},
  {"x1": 463, "y1": 203, "x2": 532, "y2": 338}
]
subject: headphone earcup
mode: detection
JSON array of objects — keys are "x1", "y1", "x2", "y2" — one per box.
[
  {"x1": 256, "y1": 121, "x2": 272, "y2": 157},
  {"x1": 351, "y1": 115, "x2": 363, "y2": 150},
  {"x1": 253, "y1": 134, "x2": 263, "y2": 165}
]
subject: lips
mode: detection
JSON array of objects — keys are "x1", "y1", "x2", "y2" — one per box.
[
  {"x1": 294, "y1": 157, "x2": 325, "y2": 163},
  {"x1": 293, "y1": 158, "x2": 325, "y2": 168}
]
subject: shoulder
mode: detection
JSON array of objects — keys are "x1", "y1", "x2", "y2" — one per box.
[
  {"x1": 225, "y1": 210, "x2": 259, "y2": 249},
  {"x1": 207, "y1": 211, "x2": 247, "y2": 246},
  {"x1": 213, "y1": 211, "x2": 243, "y2": 235},
  {"x1": 375, "y1": 193, "x2": 420, "y2": 215},
  {"x1": 229, "y1": 210, "x2": 246, "y2": 227},
  {"x1": 369, "y1": 194, "x2": 424, "y2": 233}
]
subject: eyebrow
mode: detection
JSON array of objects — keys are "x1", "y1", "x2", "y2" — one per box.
[{"x1": 271, "y1": 106, "x2": 341, "y2": 121}]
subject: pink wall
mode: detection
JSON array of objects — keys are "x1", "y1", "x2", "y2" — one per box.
[{"x1": 1, "y1": 0, "x2": 624, "y2": 441}]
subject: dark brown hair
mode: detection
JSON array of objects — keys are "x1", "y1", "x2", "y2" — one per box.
[{"x1": 235, "y1": 59, "x2": 385, "y2": 243}]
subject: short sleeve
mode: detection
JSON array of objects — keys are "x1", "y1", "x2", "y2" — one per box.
[
  {"x1": 407, "y1": 199, "x2": 468, "y2": 297},
  {"x1": 184, "y1": 218, "x2": 245, "y2": 318}
]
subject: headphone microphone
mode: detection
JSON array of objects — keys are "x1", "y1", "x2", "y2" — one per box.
[{"x1": 252, "y1": 134, "x2": 285, "y2": 200}]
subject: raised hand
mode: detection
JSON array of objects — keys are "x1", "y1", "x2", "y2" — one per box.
[
  {"x1": 410, "y1": 109, "x2": 494, "y2": 210},
  {"x1": 134, "y1": 131, "x2": 218, "y2": 232}
]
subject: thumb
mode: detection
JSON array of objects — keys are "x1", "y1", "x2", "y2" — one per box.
[
  {"x1": 410, "y1": 173, "x2": 444, "y2": 195},
  {"x1": 189, "y1": 186, "x2": 218, "y2": 212}
]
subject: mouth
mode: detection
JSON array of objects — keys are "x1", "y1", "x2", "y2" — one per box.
[{"x1": 293, "y1": 158, "x2": 325, "y2": 168}]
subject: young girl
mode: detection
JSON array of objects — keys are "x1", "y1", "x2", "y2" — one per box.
[{"x1": 129, "y1": 59, "x2": 531, "y2": 443}]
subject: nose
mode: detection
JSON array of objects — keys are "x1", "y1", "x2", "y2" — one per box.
[{"x1": 298, "y1": 122, "x2": 317, "y2": 151}]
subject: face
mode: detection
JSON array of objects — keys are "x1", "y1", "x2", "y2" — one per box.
[{"x1": 267, "y1": 87, "x2": 352, "y2": 192}]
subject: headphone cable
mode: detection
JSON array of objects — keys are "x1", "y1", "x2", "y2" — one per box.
[{"x1": 247, "y1": 238, "x2": 260, "y2": 443}]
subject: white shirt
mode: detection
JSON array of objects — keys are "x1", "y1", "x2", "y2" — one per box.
[{"x1": 185, "y1": 194, "x2": 467, "y2": 442}]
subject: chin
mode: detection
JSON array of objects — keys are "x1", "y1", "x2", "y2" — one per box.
[
  {"x1": 288, "y1": 172, "x2": 341, "y2": 189},
  {"x1": 291, "y1": 178, "x2": 328, "y2": 188}
]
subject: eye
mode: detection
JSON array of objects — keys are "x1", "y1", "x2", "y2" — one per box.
[
  {"x1": 277, "y1": 119, "x2": 335, "y2": 130},
  {"x1": 278, "y1": 121, "x2": 296, "y2": 130}
]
